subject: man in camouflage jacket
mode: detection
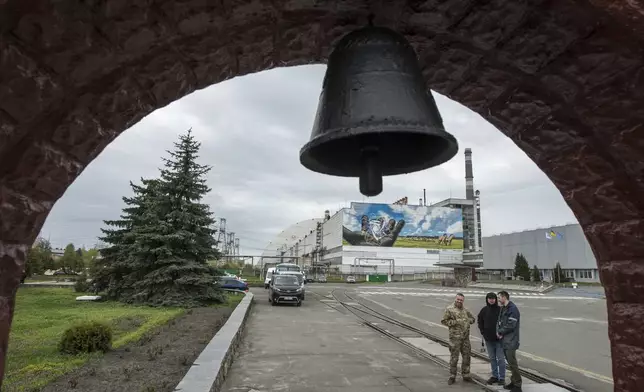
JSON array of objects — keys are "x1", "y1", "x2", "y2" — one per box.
[{"x1": 441, "y1": 293, "x2": 476, "y2": 385}]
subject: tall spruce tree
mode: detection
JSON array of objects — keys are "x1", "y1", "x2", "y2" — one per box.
[
  {"x1": 554, "y1": 262, "x2": 564, "y2": 283},
  {"x1": 514, "y1": 253, "x2": 531, "y2": 281},
  {"x1": 126, "y1": 130, "x2": 223, "y2": 306},
  {"x1": 531, "y1": 265, "x2": 541, "y2": 282},
  {"x1": 95, "y1": 178, "x2": 160, "y2": 298}
]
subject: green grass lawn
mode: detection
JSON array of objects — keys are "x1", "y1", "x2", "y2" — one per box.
[
  {"x1": 393, "y1": 237, "x2": 464, "y2": 249},
  {"x1": 342, "y1": 238, "x2": 464, "y2": 250},
  {"x1": 5, "y1": 288, "x2": 242, "y2": 391}
]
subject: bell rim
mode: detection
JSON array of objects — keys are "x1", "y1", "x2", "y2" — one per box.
[{"x1": 299, "y1": 124, "x2": 459, "y2": 177}]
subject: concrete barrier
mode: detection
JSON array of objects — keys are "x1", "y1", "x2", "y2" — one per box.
[{"x1": 174, "y1": 292, "x2": 254, "y2": 392}]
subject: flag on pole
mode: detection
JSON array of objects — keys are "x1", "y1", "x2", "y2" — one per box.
[{"x1": 545, "y1": 230, "x2": 563, "y2": 240}]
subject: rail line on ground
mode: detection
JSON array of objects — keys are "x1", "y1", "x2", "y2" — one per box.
[{"x1": 313, "y1": 288, "x2": 583, "y2": 392}]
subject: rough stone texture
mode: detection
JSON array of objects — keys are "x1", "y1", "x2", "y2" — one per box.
[{"x1": 0, "y1": 0, "x2": 643, "y2": 390}]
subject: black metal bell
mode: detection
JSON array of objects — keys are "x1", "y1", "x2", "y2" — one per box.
[{"x1": 300, "y1": 26, "x2": 458, "y2": 197}]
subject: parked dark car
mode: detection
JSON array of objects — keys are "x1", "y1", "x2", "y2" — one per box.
[
  {"x1": 218, "y1": 276, "x2": 249, "y2": 292},
  {"x1": 278, "y1": 271, "x2": 306, "y2": 300},
  {"x1": 269, "y1": 275, "x2": 303, "y2": 306}
]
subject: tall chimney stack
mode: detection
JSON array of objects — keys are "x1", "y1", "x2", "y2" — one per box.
[{"x1": 464, "y1": 148, "x2": 474, "y2": 200}]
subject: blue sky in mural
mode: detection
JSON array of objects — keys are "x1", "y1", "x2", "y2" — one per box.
[{"x1": 343, "y1": 203, "x2": 463, "y2": 238}]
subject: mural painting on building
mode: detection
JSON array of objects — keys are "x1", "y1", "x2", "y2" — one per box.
[{"x1": 342, "y1": 203, "x2": 463, "y2": 249}]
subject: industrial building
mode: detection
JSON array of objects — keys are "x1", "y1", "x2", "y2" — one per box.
[
  {"x1": 261, "y1": 148, "x2": 484, "y2": 283},
  {"x1": 261, "y1": 145, "x2": 600, "y2": 284},
  {"x1": 482, "y1": 223, "x2": 600, "y2": 283}
]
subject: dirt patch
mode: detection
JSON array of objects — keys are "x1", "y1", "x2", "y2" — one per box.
[{"x1": 41, "y1": 307, "x2": 234, "y2": 392}]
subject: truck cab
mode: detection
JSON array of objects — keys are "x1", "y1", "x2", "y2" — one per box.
[{"x1": 264, "y1": 268, "x2": 276, "y2": 289}]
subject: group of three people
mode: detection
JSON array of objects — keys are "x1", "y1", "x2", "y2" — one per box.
[{"x1": 440, "y1": 290, "x2": 522, "y2": 392}]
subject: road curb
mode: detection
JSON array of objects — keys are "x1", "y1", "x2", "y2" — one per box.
[
  {"x1": 174, "y1": 292, "x2": 254, "y2": 392},
  {"x1": 469, "y1": 283, "x2": 553, "y2": 293},
  {"x1": 541, "y1": 284, "x2": 557, "y2": 293}
]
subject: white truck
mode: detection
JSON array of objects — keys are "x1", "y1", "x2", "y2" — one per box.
[{"x1": 264, "y1": 268, "x2": 276, "y2": 289}]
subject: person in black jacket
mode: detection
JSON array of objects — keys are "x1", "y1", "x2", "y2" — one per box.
[{"x1": 477, "y1": 292, "x2": 505, "y2": 385}]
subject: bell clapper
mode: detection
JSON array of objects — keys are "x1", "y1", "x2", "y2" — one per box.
[{"x1": 359, "y1": 147, "x2": 383, "y2": 197}]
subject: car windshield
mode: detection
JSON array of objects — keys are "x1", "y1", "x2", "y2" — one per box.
[
  {"x1": 274, "y1": 276, "x2": 298, "y2": 285},
  {"x1": 283, "y1": 273, "x2": 304, "y2": 283},
  {"x1": 276, "y1": 265, "x2": 300, "y2": 272}
]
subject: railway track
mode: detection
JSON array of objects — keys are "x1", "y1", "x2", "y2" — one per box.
[{"x1": 314, "y1": 288, "x2": 583, "y2": 392}]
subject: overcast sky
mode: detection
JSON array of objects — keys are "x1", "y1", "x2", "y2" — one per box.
[{"x1": 40, "y1": 65, "x2": 578, "y2": 254}]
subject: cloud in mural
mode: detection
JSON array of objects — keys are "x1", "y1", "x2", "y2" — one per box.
[
  {"x1": 343, "y1": 206, "x2": 362, "y2": 232},
  {"x1": 446, "y1": 220, "x2": 463, "y2": 235}
]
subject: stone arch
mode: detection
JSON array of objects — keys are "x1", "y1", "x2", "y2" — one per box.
[{"x1": 1, "y1": 1, "x2": 643, "y2": 390}]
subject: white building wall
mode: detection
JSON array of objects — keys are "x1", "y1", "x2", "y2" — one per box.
[
  {"x1": 286, "y1": 207, "x2": 468, "y2": 275},
  {"x1": 296, "y1": 230, "x2": 317, "y2": 257},
  {"x1": 341, "y1": 246, "x2": 439, "y2": 267},
  {"x1": 338, "y1": 246, "x2": 463, "y2": 274},
  {"x1": 287, "y1": 210, "x2": 344, "y2": 263},
  {"x1": 322, "y1": 210, "x2": 343, "y2": 249},
  {"x1": 482, "y1": 223, "x2": 599, "y2": 282}
]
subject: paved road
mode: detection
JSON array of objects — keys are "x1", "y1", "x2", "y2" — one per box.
[
  {"x1": 306, "y1": 283, "x2": 612, "y2": 392},
  {"x1": 221, "y1": 287, "x2": 483, "y2": 392},
  {"x1": 550, "y1": 286, "x2": 606, "y2": 299}
]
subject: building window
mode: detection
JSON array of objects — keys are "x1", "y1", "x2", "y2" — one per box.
[
  {"x1": 578, "y1": 269, "x2": 593, "y2": 279},
  {"x1": 565, "y1": 270, "x2": 575, "y2": 278}
]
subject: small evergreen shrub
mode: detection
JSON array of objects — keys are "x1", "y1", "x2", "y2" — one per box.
[
  {"x1": 59, "y1": 321, "x2": 113, "y2": 354},
  {"x1": 74, "y1": 275, "x2": 90, "y2": 293}
]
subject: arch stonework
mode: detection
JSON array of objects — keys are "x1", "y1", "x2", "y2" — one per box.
[{"x1": 1, "y1": 1, "x2": 643, "y2": 390}]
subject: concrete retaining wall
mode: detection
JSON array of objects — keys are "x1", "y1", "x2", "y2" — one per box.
[{"x1": 174, "y1": 292, "x2": 254, "y2": 392}]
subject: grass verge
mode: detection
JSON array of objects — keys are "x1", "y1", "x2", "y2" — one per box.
[{"x1": 5, "y1": 287, "x2": 241, "y2": 392}]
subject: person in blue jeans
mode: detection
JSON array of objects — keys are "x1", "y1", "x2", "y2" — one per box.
[{"x1": 477, "y1": 292, "x2": 505, "y2": 385}]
